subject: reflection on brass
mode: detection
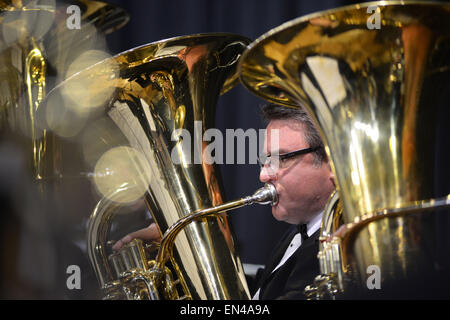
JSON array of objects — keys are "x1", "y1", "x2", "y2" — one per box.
[
  {"x1": 341, "y1": 196, "x2": 450, "y2": 289},
  {"x1": 25, "y1": 41, "x2": 46, "y2": 178},
  {"x1": 43, "y1": 33, "x2": 253, "y2": 299},
  {"x1": 0, "y1": 0, "x2": 128, "y2": 178},
  {"x1": 239, "y1": 1, "x2": 450, "y2": 297}
]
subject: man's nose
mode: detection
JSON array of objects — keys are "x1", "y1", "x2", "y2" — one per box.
[{"x1": 259, "y1": 166, "x2": 276, "y2": 183}]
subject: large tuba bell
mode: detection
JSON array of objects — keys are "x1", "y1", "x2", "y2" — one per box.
[
  {"x1": 239, "y1": 1, "x2": 450, "y2": 298},
  {"x1": 40, "y1": 33, "x2": 276, "y2": 300}
]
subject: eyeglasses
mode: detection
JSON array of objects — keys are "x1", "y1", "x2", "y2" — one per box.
[{"x1": 257, "y1": 146, "x2": 321, "y2": 173}]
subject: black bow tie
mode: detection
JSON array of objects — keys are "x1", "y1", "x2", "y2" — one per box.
[{"x1": 297, "y1": 224, "x2": 309, "y2": 242}]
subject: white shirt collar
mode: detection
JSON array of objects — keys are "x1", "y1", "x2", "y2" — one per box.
[
  {"x1": 306, "y1": 211, "x2": 323, "y2": 237},
  {"x1": 252, "y1": 211, "x2": 324, "y2": 300}
]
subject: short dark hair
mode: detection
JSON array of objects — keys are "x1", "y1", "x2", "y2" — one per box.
[{"x1": 261, "y1": 103, "x2": 327, "y2": 164}]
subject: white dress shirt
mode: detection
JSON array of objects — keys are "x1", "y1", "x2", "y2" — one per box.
[{"x1": 252, "y1": 212, "x2": 323, "y2": 300}]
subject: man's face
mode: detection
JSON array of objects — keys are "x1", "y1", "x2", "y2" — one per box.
[{"x1": 260, "y1": 119, "x2": 335, "y2": 225}]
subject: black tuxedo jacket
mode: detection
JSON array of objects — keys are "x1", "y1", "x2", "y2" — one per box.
[{"x1": 255, "y1": 226, "x2": 320, "y2": 300}]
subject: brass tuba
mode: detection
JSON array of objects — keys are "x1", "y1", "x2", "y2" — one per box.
[
  {"x1": 40, "y1": 33, "x2": 276, "y2": 299},
  {"x1": 239, "y1": 1, "x2": 450, "y2": 298},
  {"x1": 88, "y1": 182, "x2": 277, "y2": 300}
]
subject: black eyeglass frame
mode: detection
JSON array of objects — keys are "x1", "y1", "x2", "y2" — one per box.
[
  {"x1": 258, "y1": 146, "x2": 321, "y2": 169},
  {"x1": 278, "y1": 146, "x2": 321, "y2": 162}
]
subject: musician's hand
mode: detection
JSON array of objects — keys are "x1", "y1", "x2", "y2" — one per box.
[{"x1": 112, "y1": 222, "x2": 162, "y2": 251}]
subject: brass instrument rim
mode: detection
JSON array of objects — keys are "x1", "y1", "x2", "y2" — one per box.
[
  {"x1": 238, "y1": 0, "x2": 450, "y2": 108},
  {"x1": 46, "y1": 32, "x2": 250, "y2": 97},
  {"x1": 116, "y1": 32, "x2": 251, "y2": 58}
]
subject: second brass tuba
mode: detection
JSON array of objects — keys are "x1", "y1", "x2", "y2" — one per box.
[{"x1": 239, "y1": 1, "x2": 450, "y2": 298}]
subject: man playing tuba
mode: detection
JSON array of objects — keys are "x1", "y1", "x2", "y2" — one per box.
[{"x1": 115, "y1": 103, "x2": 336, "y2": 300}]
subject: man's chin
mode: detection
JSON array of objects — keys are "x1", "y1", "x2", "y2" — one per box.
[{"x1": 272, "y1": 206, "x2": 287, "y2": 223}]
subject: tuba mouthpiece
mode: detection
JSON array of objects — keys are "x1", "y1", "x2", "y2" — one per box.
[{"x1": 249, "y1": 183, "x2": 278, "y2": 206}]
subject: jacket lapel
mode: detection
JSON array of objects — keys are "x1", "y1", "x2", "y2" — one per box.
[
  {"x1": 259, "y1": 229, "x2": 320, "y2": 299},
  {"x1": 256, "y1": 226, "x2": 298, "y2": 290}
]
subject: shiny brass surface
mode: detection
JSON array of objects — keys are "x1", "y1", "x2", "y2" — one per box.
[
  {"x1": 239, "y1": 1, "x2": 450, "y2": 295},
  {"x1": 0, "y1": 0, "x2": 128, "y2": 178},
  {"x1": 25, "y1": 41, "x2": 47, "y2": 179},
  {"x1": 341, "y1": 196, "x2": 450, "y2": 287},
  {"x1": 45, "y1": 33, "x2": 252, "y2": 299},
  {"x1": 309, "y1": 190, "x2": 345, "y2": 299},
  {"x1": 319, "y1": 190, "x2": 342, "y2": 244},
  {"x1": 91, "y1": 183, "x2": 277, "y2": 300}
]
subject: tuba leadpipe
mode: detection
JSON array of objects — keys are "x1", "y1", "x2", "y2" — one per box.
[{"x1": 154, "y1": 183, "x2": 278, "y2": 271}]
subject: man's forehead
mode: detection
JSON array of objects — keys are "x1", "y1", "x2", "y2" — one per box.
[
  {"x1": 267, "y1": 119, "x2": 304, "y2": 132},
  {"x1": 266, "y1": 120, "x2": 305, "y2": 138},
  {"x1": 265, "y1": 120, "x2": 307, "y2": 151}
]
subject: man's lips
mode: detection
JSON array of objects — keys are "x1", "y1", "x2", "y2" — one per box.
[{"x1": 272, "y1": 185, "x2": 280, "y2": 207}]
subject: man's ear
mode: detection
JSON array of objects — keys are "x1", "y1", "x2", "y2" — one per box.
[
  {"x1": 330, "y1": 173, "x2": 336, "y2": 188},
  {"x1": 326, "y1": 162, "x2": 336, "y2": 187}
]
